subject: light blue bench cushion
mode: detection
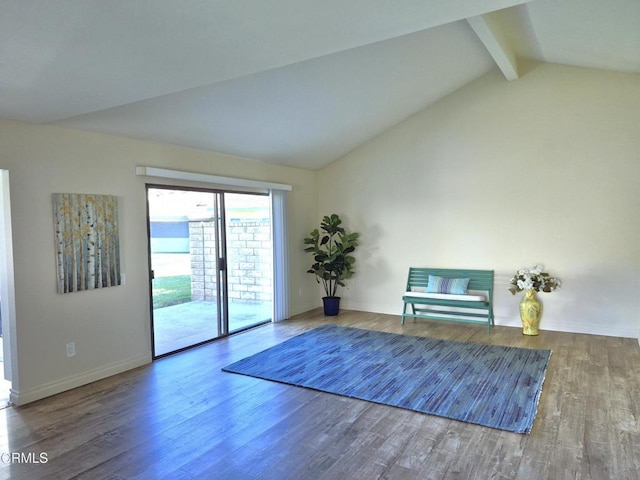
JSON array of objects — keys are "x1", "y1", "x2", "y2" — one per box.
[{"x1": 406, "y1": 289, "x2": 486, "y2": 302}]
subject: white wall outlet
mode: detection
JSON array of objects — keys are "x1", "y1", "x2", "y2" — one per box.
[{"x1": 66, "y1": 342, "x2": 76, "y2": 357}]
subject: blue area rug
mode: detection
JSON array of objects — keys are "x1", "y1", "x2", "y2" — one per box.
[{"x1": 222, "y1": 325, "x2": 551, "y2": 433}]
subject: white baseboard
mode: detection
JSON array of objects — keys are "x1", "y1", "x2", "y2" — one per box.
[
  {"x1": 342, "y1": 301, "x2": 639, "y2": 339},
  {"x1": 289, "y1": 300, "x2": 321, "y2": 317},
  {"x1": 10, "y1": 354, "x2": 151, "y2": 406}
]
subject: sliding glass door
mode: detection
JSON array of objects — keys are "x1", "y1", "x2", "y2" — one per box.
[
  {"x1": 224, "y1": 193, "x2": 273, "y2": 331},
  {"x1": 147, "y1": 186, "x2": 272, "y2": 357}
]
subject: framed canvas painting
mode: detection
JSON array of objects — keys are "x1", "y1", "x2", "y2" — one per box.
[{"x1": 53, "y1": 193, "x2": 121, "y2": 293}]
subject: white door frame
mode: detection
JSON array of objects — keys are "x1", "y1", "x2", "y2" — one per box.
[{"x1": 0, "y1": 170, "x2": 17, "y2": 402}]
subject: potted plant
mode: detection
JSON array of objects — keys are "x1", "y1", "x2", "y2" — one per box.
[{"x1": 304, "y1": 214, "x2": 359, "y2": 316}]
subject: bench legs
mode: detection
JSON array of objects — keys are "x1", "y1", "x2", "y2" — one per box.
[
  {"x1": 401, "y1": 301, "x2": 494, "y2": 333},
  {"x1": 401, "y1": 302, "x2": 408, "y2": 324}
]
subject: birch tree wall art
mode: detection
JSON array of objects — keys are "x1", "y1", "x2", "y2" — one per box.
[{"x1": 53, "y1": 193, "x2": 121, "y2": 293}]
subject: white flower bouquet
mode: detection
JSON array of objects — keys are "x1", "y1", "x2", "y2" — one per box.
[{"x1": 509, "y1": 264, "x2": 561, "y2": 295}]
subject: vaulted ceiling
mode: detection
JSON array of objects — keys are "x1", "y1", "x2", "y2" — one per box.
[{"x1": 1, "y1": 0, "x2": 638, "y2": 169}]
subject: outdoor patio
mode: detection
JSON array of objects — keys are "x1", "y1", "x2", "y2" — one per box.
[{"x1": 153, "y1": 300, "x2": 271, "y2": 356}]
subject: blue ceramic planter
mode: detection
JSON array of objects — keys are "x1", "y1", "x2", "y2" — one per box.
[{"x1": 322, "y1": 296, "x2": 341, "y2": 316}]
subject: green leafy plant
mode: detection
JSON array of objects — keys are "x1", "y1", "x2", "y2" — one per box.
[{"x1": 304, "y1": 214, "x2": 359, "y2": 297}]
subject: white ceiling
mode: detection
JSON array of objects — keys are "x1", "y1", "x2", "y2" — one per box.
[{"x1": 1, "y1": 0, "x2": 638, "y2": 169}]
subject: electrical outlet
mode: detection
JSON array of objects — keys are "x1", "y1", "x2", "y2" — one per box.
[{"x1": 66, "y1": 342, "x2": 76, "y2": 357}]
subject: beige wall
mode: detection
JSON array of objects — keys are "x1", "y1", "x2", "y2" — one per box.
[
  {"x1": 0, "y1": 120, "x2": 319, "y2": 404},
  {"x1": 2, "y1": 61, "x2": 639, "y2": 405},
  {"x1": 319, "y1": 64, "x2": 640, "y2": 338}
]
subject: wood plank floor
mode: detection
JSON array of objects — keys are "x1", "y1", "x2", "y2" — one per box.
[{"x1": 1, "y1": 310, "x2": 639, "y2": 479}]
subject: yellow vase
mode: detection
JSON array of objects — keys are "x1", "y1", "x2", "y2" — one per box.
[{"x1": 519, "y1": 289, "x2": 542, "y2": 335}]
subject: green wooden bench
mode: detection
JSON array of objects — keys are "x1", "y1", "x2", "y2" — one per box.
[{"x1": 401, "y1": 267, "x2": 495, "y2": 332}]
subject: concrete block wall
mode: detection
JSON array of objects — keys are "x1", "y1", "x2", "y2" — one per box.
[
  {"x1": 189, "y1": 221, "x2": 217, "y2": 301},
  {"x1": 189, "y1": 220, "x2": 272, "y2": 303}
]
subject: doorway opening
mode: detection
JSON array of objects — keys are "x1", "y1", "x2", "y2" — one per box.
[
  {"x1": 147, "y1": 186, "x2": 273, "y2": 357},
  {"x1": 0, "y1": 169, "x2": 15, "y2": 405}
]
